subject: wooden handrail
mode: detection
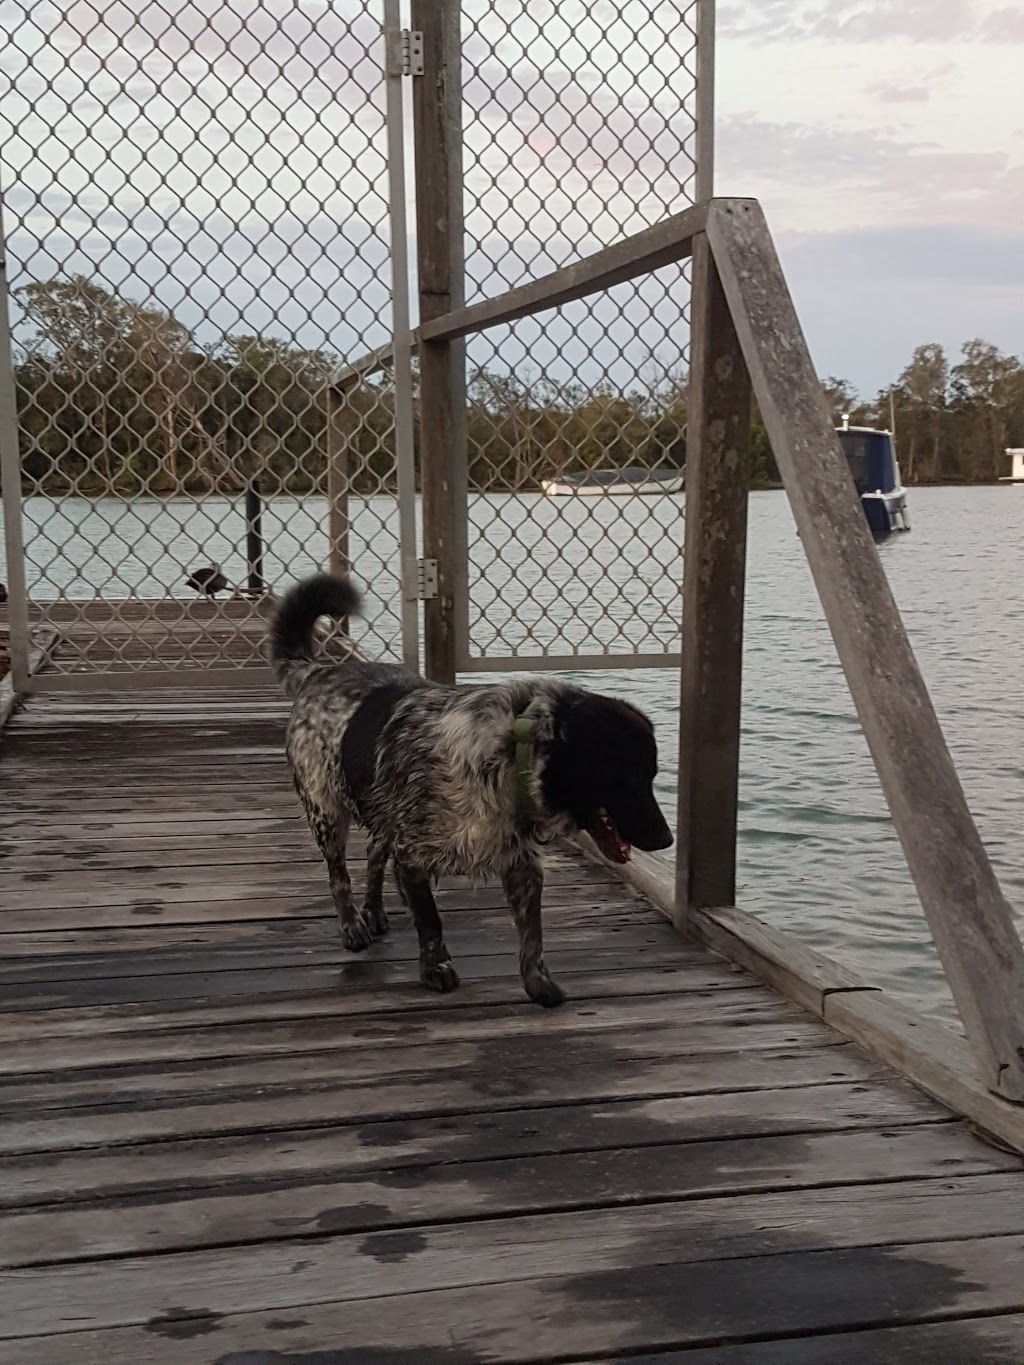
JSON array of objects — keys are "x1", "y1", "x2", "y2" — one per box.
[
  {"x1": 418, "y1": 201, "x2": 708, "y2": 343},
  {"x1": 705, "y1": 196, "x2": 1024, "y2": 1102}
]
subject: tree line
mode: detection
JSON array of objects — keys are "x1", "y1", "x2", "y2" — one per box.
[{"x1": 3, "y1": 276, "x2": 1022, "y2": 496}]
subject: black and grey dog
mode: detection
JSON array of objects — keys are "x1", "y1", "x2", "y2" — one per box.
[{"x1": 271, "y1": 573, "x2": 672, "y2": 1007}]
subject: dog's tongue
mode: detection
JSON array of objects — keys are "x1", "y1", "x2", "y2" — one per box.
[{"x1": 594, "y1": 808, "x2": 631, "y2": 864}]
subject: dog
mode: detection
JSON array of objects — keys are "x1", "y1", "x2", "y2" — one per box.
[{"x1": 270, "y1": 572, "x2": 673, "y2": 1006}]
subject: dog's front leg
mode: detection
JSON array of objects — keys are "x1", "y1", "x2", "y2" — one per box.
[
  {"x1": 501, "y1": 854, "x2": 565, "y2": 1008},
  {"x1": 395, "y1": 861, "x2": 459, "y2": 993}
]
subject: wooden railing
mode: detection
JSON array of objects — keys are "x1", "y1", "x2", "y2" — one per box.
[{"x1": 407, "y1": 189, "x2": 1024, "y2": 1132}]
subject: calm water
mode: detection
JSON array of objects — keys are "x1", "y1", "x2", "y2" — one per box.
[
  {"x1": 554, "y1": 486, "x2": 1024, "y2": 1027},
  {"x1": 3, "y1": 485, "x2": 1021, "y2": 1024}
]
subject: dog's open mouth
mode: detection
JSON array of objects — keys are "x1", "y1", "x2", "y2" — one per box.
[{"x1": 590, "y1": 807, "x2": 632, "y2": 864}]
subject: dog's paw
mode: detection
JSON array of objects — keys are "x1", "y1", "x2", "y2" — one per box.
[
  {"x1": 421, "y1": 958, "x2": 460, "y2": 993},
  {"x1": 525, "y1": 972, "x2": 566, "y2": 1008},
  {"x1": 365, "y1": 906, "x2": 390, "y2": 940},
  {"x1": 340, "y1": 915, "x2": 374, "y2": 953}
]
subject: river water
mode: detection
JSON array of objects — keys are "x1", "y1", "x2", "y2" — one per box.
[{"x1": 3, "y1": 484, "x2": 1021, "y2": 1024}]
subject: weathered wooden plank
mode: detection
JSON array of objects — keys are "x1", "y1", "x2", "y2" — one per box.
[
  {"x1": 0, "y1": 885, "x2": 643, "y2": 934},
  {"x1": 8, "y1": 1232, "x2": 1024, "y2": 1361},
  {"x1": 607, "y1": 1314, "x2": 1024, "y2": 1363},
  {"x1": 0, "y1": 869, "x2": 627, "y2": 917},
  {"x1": 0, "y1": 1081, "x2": 947, "y2": 1214},
  {"x1": 0, "y1": 850, "x2": 622, "y2": 898},
  {"x1": 0, "y1": 942, "x2": 691, "y2": 1012},
  {"x1": 0, "y1": 1012, "x2": 837, "y2": 1116},
  {"x1": 0, "y1": 832, "x2": 321, "y2": 865},
  {"x1": 826, "y1": 990, "x2": 1024, "y2": 1159},
  {"x1": 0, "y1": 919, "x2": 670, "y2": 984},
  {"x1": 0, "y1": 804, "x2": 300, "y2": 831},
  {"x1": 0, "y1": 960, "x2": 733, "y2": 1043},
  {"x1": 8, "y1": 1171, "x2": 1024, "y2": 1334},
  {"x1": 707, "y1": 195, "x2": 1024, "y2": 1101},
  {"x1": 418, "y1": 201, "x2": 709, "y2": 343},
  {"x1": 690, "y1": 904, "x2": 876, "y2": 1017},
  {"x1": 0, "y1": 1041, "x2": 871, "y2": 1153},
  {"x1": 0, "y1": 845, "x2": 326, "y2": 877},
  {"x1": 0, "y1": 986, "x2": 784, "y2": 1074},
  {"x1": 4, "y1": 1128, "x2": 1012, "y2": 1285},
  {"x1": 0, "y1": 817, "x2": 301, "y2": 844},
  {"x1": 676, "y1": 231, "x2": 751, "y2": 921}
]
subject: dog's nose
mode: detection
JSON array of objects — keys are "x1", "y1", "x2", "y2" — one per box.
[{"x1": 637, "y1": 820, "x2": 673, "y2": 851}]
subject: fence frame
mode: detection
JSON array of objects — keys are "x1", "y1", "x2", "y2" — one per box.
[{"x1": 414, "y1": 192, "x2": 1024, "y2": 1109}]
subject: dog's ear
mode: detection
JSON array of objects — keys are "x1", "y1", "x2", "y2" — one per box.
[
  {"x1": 558, "y1": 695, "x2": 656, "y2": 774},
  {"x1": 543, "y1": 693, "x2": 655, "y2": 818}
]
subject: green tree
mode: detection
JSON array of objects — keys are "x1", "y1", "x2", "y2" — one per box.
[{"x1": 950, "y1": 339, "x2": 1021, "y2": 482}]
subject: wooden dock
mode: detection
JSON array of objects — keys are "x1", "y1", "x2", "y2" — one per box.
[{"x1": 2, "y1": 687, "x2": 1024, "y2": 1362}]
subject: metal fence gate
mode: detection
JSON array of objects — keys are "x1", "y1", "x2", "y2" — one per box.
[
  {"x1": 0, "y1": 0, "x2": 711, "y2": 690},
  {"x1": 0, "y1": 0, "x2": 418, "y2": 689},
  {"x1": 456, "y1": 0, "x2": 710, "y2": 671}
]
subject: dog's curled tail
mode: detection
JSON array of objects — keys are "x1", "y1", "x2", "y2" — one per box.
[{"x1": 269, "y1": 573, "x2": 362, "y2": 691}]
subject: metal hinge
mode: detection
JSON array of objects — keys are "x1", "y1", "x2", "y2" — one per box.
[
  {"x1": 417, "y1": 558, "x2": 438, "y2": 600},
  {"x1": 400, "y1": 29, "x2": 424, "y2": 76}
]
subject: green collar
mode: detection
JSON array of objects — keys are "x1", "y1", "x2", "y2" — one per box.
[{"x1": 512, "y1": 697, "x2": 545, "y2": 817}]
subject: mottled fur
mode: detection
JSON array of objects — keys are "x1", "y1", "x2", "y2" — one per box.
[{"x1": 271, "y1": 572, "x2": 672, "y2": 1006}]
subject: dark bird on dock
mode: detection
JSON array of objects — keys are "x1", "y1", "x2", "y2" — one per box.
[
  {"x1": 0, "y1": 582, "x2": 7, "y2": 604},
  {"x1": 185, "y1": 565, "x2": 229, "y2": 597}
]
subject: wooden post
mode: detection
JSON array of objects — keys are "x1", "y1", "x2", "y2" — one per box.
[
  {"x1": 412, "y1": 0, "x2": 466, "y2": 683},
  {"x1": 326, "y1": 386, "x2": 349, "y2": 580},
  {"x1": 325, "y1": 385, "x2": 352, "y2": 638},
  {"x1": 244, "y1": 478, "x2": 264, "y2": 597},
  {"x1": 707, "y1": 196, "x2": 1024, "y2": 1102},
  {"x1": 675, "y1": 232, "x2": 752, "y2": 932}
]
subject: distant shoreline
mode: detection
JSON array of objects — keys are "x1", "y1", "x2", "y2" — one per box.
[{"x1": 4, "y1": 478, "x2": 1019, "y2": 500}]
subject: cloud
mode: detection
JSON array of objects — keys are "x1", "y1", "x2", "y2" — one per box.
[
  {"x1": 865, "y1": 80, "x2": 931, "y2": 104},
  {"x1": 716, "y1": 114, "x2": 1024, "y2": 233},
  {"x1": 720, "y1": 0, "x2": 1016, "y2": 44},
  {"x1": 981, "y1": 6, "x2": 1024, "y2": 40}
]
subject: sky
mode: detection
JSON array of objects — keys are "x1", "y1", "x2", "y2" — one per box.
[
  {"x1": 716, "y1": 0, "x2": 1024, "y2": 394},
  {"x1": 0, "y1": 0, "x2": 1020, "y2": 400}
]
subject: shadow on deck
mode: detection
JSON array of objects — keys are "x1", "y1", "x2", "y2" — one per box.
[{"x1": 1, "y1": 688, "x2": 1023, "y2": 1362}]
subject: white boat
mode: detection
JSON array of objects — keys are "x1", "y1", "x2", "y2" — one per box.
[
  {"x1": 541, "y1": 467, "x2": 684, "y2": 496},
  {"x1": 1000, "y1": 449, "x2": 1024, "y2": 485}
]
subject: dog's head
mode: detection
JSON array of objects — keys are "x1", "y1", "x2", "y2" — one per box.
[{"x1": 542, "y1": 692, "x2": 673, "y2": 864}]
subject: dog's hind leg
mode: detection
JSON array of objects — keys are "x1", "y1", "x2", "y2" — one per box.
[
  {"x1": 296, "y1": 785, "x2": 373, "y2": 953},
  {"x1": 502, "y1": 853, "x2": 565, "y2": 1008},
  {"x1": 394, "y1": 860, "x2": 459, "y2": 993},
  {"x1": 363, "y1": 835, "x2": 391, "y2": 940}
]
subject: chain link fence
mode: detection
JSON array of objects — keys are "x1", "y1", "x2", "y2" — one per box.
[
  {"x1": 0, "y1": 0, "x2": 406, "y2": 678},
  {"x1": 459, "y1": 0, "x2": 701, "y2": 664},
  {"x1": 1, "y1": 0, "x2": 707, "y2": 683}
]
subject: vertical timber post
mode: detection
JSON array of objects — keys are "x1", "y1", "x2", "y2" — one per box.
[
  {"x1": 244, "y1": 478, "x2": 264, "y2": 597},
  {"x1": 326, "y1": 385, "x2": 350, "y2": 581},
  {"x1": 675, "y1": 232, "x2": 752, "y2": 932},
  {"x1": 326, "y1": 384, "x2": 351, "y2": 638},
  {"x1": 694, "y1": 0, "x2": 716, "y2": 203},
  {"x1": 0, "y1": 190, "x2": 32, "y2": 694},
  {"x1": 412, "y1": 0, "x2": 466, "y2": 683}
]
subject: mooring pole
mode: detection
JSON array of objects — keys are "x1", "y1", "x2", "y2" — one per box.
[{"x1": 244, "y1": 478, "x2": 265, "y2": 597}]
